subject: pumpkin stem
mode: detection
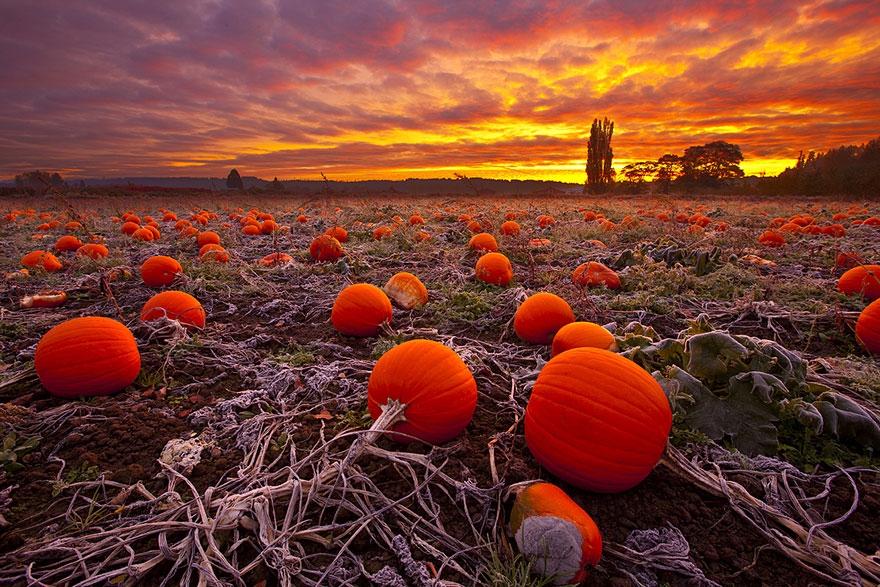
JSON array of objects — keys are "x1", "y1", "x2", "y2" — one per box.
[{"x1": 364, "y1": 398, "x2": 408, "y2": 445}]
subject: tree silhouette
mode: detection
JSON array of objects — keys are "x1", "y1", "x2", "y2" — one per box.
[
  {"x1": 226, "y1": 168, "x2": 244, "y2": 190},
  {"x1": 584, "y1": 117, "x2": 614, "y2": 194}
]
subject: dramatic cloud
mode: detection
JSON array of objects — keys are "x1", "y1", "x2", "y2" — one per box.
[{"x1": 1, "y1": 0, "x2": 878, "y2": 182}]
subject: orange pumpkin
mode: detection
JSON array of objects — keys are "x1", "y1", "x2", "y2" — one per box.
[
  {"x1": 552, "y1": 321, "x2": 618, "y2": 356},
  {"x1": 510, "y1": 481, "x2": 602, "y2": 584},
  {"x1": 383, "y1": 272, "x2": 428, "y2": 309},
  {"x1": 500, "y1": 220, "x2": 521, "y2": 235},
  {"x1": 524, "y1": 348, "x2": 672, "y2": 492},
  {"x1": 372, "y1": 226, "x2": 392, "y2": 240},
  {"x1": 140, "y1": 291, "x2": 206, "y2": 330},
  {"x1": 75, "y1": 243, "x2": 109, "y2": 260},
  {"x1": 838, "y1": 265, "x2": 880, "y2": 301},
  {"x1": 475, "y1": 252, "x2": 513, "y2": 286},
  {"x1": 309, "y1": 234, "x2": 344, "y2": 262},
  {"x1": 197, "y1": 231, "x2": 221, "y2": 248},
  {"x1": 856, "y1": 298, "x2": 880, "y2": 355},
  {"x1": 537, "y1": 214, "x2": 556, "y2": 228},
  {"x1": 131, "y1": 227, "x2": 155, "y2": 241},
  {"x1": 835, "y1": 251, "x2": 865, "y2": 270},
  {"x1": 54, "y1": 235, "x2": 82, "y2": 252},
  {"x1": 242, "y1": 224, "x2": 261, "y2": 235},
  {"x1": 572, "y1": 261, "x2": 621, "y2": 290},
  {"x1": 141, "y1": 255, "x2": 183, "y2": 287},
  {"x1": 120, "y1": 221, "x2": 140, "y2": 235},
  {"x1": 468, "y1": 232, "x2": 498, "y2": 253},
  {"x1": 758, "y1": 230, "x2": 785, "y2": 247},
  {"x1": 331, "y1": 283, "x2": 393, "y2": 337},
  {"x1": 325, "y1": 226, "x2": 348, "y2": 242},
  {"x1": 21, "y1": 250, "x2": 62, "y2": 271},
  {"x1": 514, "y1": 292, "x2": 575, "y2": 345},
  {"x1": 34, "y1": 317, "x2": 141, "y2": 399},
  {"x1": 198, "y1": 243, "x2": 229, "y2": 262},
  {"x1": 20, "y1": 290, "x2": 67, "y2": 308},
  {"x1": 367, "y1": 339, "x2": 477, "y2": 444},
  {"x1": 258, "y1": 252, "x2": 294, "y2": 266}
]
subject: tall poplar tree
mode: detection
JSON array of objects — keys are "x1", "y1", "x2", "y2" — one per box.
[{"x1": 584, "y1": 117, "x2": 614, "y2": 194}]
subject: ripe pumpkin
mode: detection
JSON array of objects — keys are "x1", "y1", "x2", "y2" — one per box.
[
  {"x1": 260, "y1": 219, "x2": 279, "y2": 234},
  {"x1": 34, "y1": 316, "x2": 141, "y2": 398},
  {"x1": 131, "y1": 227, "x2": 155, "y2": 241},
  {"x1": 197, "y1": 231, "x2": 221, "y2": 248},
  {"x1": 54, "y1": 235, "x2": 82, "y2": 252},
  {"x1": 373, "y1": 226, "x2": 392, "y2": 240},
  {"x1": 367, "y1": 339, "x2": 477, "y2": 444},
  {"x1": 475, "y1": 252, "x2": 513, "y2": 286},
  {"x1": 835, "y1": 251, "x2": 865, "y2": 270},
  {"x1": 758, "y1": 230, "x2": 785, "y2": 247},
  {"x1": 468, "y1": 232, "x2": 498, "y2": 253},
  {"x1": 500, "y1": 220, "x2": 521, "y2": 236},
  {"x1": 838, "y1": 265, "x2": 880, "y2": 301},
  {"x1": 514, "y1": 292, "x2": 575, "y2": 345},
  {"x1": 383, "y1": 272, "x2": 428, "y2": 309},
  {"x1": 552, "y1": 322, "x2": 618, "y2": 356},
  {"x1": 325, "y1": 226, "x2": 348, "y2": 242},
  {"x1": 198, "y1": 243, "x2": 229, "y2": 262},
  {"x1": 120, "y1": 221, "x2": 140, "y2": 235},
  {"x1": 141, "y1": 255, "x2": 183, "y2": 287},
  {"x1": 140, "y1": 291, "x2": 206, "y2": 330},
  {"x1": 309, "y1": 235, "x2": 343, "y2": 262},
  {"x1": 331, "y1": 283, "x2": 393, "y2": 337},
  {"x1": 258, "y1": 252, "x2": 294, "y2": 266},
  {"x1": 510, "y1": 481, "x2": 602, "y2": 584},
  {"x1": 572, "y1": 261, "x2": 621, "y2": 290},
  {"x1": 524, "y1": 348, "x2": 672, "y2": 493},
  {"x1": 856, "y1": 298, "x2": 880, "y2": 355},
  {"x1": 21, "y1": 250, "x2": 63, "y2": 271},
  {"x1": 76, "y1": 243, "x2": 109, "y2": 259},
  {"x1": 242, "y1": 224, "x2": 261, "y2": 236}
]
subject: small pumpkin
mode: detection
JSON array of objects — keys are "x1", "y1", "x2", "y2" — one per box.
[
  {"x1": 500, "y1": 220, "x2": 521, "y2": 235},
  {"x1": 54, "y1": 235, "x2": 82, "y2": 252},
  {"x1": 309, "y1": 235, "x2": 343, "y2": 262},
  {"x1": 373, "y1": 226, "x2": 392, "y2": 240},
  {"x1": 140, "y1": 291, "x2": 206, "y2": 330},
  {"x1": 258, "y1": 252, "x2": 294, "y2": 267},
  {"x1": 141, "y1": 255, "x2": 183, "y2": 287},
  {"x1": 383, "y1": 272, "x2": 428, "y2": 309},
  {"x1": 367, "y1": 339, "x2": 477, "y2": 444},
  {"x1": 856, "y1": 298, "x2": 880, "y2": 355},
  {"x1": 551, "y1": 321, "x2": 618, "y2": 356},
  {"x1": 260, "y1": 219, "x2": 279, "y2": 234},
  {"x1": 475, "y1": 252, "x2": 513, "y2": 286},
  {"x1": 514, "y1": 292, "x2": 575, "y2": 345},
  {"x1": 838, "y1": 265, "x2": 880, "y2": 301},
  {"x1": 758, "y1": 230, "x2": 786, "y2": 247},
  {"x1": 34, "y1": 316, "x2": 141, "y2": 398},
  {"x1": 331, "y1": 283, "x2": 393, "y2": 337},
  {"x1": 572, "y1": 261, "x2": 620, "y2": 290},
  {"x1": 131, "y1": 227, "x2": 155, "y2": 241},
  {"x1": 510, "y1": 481, "x2": 602, "y2": 585},
  {"x1": 197, "y1": 231, "x2": 221, "y2": 247},
  {"x1": 76, "y1": 243, "x2": 109, "y2": 259},
  {"x1": 524, "y1": 348, "x2": 672, "y2": 492},
  {"x1": 198, "y1": 243, "x2": 229, "y2": 262},
  {"x1": 120, "y1": 221, "x2": 140, "y2": 235},
  {"x1": 325, "y1": 226, "x2": 348, "y2": 242},
  {"x1": 468, "y1": 232, "x2": 498, "y2": 253}
]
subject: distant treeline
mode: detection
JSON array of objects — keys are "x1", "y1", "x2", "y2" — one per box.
[{"x1": 758, "y1": 137, "x2": 880, "y2": 197}]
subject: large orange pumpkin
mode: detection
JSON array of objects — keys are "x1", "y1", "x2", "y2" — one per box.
[
  {"x1": 500, "y1": 220, "x2": 521, "y2": 236},
  {"x1": 197, "y1": 231, "x2": 221, "y2": 247},
  {"x1": 758, "y1": 230, "x2": 785, "y2": 248},
  {"x1": 383, "y1": 272, "x2": 428, "y2": 309},
  {"x1": 54, "y1": 235, "x2": 82, "y2": 252},
  {"x1": 514, "y1": 292, "x2": 575, "y2": 344},
  {"x1": 21, "y1": 250, "x2": 63, "y2": 271},
  {"x1": 309, "y1": 235, "x2": 343, "y2": 262},
  {"x1": 325, "y1": 226, "x2": 348, "y2": 243},
  {"x1": 331, "y1": 283, "x2": 393, "y2": 337},
  {"x1": 510, "y1": 481, "x2": 602, "y2": 584},
  {"x1": 34, "y1": 317, "x2": 141, "y2": 399},
  {"x1": 551, "y1": 321, "x2": 618, "y2": 356},
  {"x1": 475, "y1": 252, "x2": 513, "y2": 286},
  {"x1": 524, "y1": 348, "x2": 672, "y2": 493},
  {"x1": 572, "y1": 261, "x2": 621, "y2": 290},
  {"x1": 468, "y1": 232, "x2": 498, "y2": 253},
  {"x1": 141, "y1": 255, "x2": 183, "y2": 287},
  {"x1": 856, "y1": 298, "x2": 880, "y2": 355},
  {"x1": 75, "y1": 243, "x2": 109, "y2": 259},
  {"x1": 140, "y1": 291, "x2": 206, "y2": 330},
  {"x1": 838, "y1": 265, "x2": 880, "y2": 301},
  {"x1": 367, "y1": 339, "x2": 477, "y2": 444}
]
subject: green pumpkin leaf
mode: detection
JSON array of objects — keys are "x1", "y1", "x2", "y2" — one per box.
[
  {"x1": 653, "y1": 365, "x2": 708, "y2": 413},
  {"x1": 781, "y1": 398, "x2": 824, "y2": 434},
  {"x1": 729, "y1": 371, "x2": 789, "y2": 404},
  {"x1": 742, "y1": 337, "x2": 807, "y2": 391},
  {"x1": 813, "y1": 392, "x2": 880, "y2": 450},
  {"x1": 685, "y1": 331, "x2": 750, "y2": 381}
]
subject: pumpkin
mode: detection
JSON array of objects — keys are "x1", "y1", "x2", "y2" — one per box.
[
  {"x1": 258, "y1": 252, "x2": 294, "y2": 267},
  {"x1": 524, "y1": 347, "x2": 672, "y2": 492},
  {"x1": 131, "y1": 227, "x2": 155, "y2": 241},
  {"x1": 331, "y1": 283, "x2": 393, "y2": 337},
  {"x1": 373, "y1": 226, "x2": 392, "y2": 240},
  {"x1": 383, "y1": 272, "x2": 428, "y2": 309},
  {"x1": 510, "y1": 481, "x2": 602, "y2": 585},
  {"x1": 20, "y1": 290, "x2": 67, "y2": 308},
  {"x1": 856, "y1": 298, "x2": 880, "y2": 355},
  {"x1": 500, "y1": 220, "x2": 521, "y2": 235},
  {"x1": 34, "y1": 316, "x2": 141, "y2": 399},
  {"x1": 758, "y1": 230, "x2": 785, "y2": 247},
  {"x1": 367, "y1": 339, "x2": 477, "y2": 444},
  {"x1": 163, "y1": 212, "x2": 178, "y2": 222},
  {"x1": 468, "y1": 232, "x2": 498, "y2": 253},
  {"x1": 54, "y1": 235, "x2": 82, "y2": 252},
  {"x1": 325, "y1": 226, "x2": 348, "y2": 242},
  {"x1": 475, "y1": 252, "x2": 513, "y2": 286},
  {"x1": 76, "y1": 243, "x2": 109, "y2": 259},
  {"x1": 835, "y1": 251, "x2": 865, "y2": 270},
  {"x1": 197, "y1": 231, "x2": 221, "y2": 248},
  {"x1": 309, "y1": 235, "x2": 343, "y2": 262},
  {"x1": 141, "y1": 255, "x2": 183, "y2": 287},
  {"x1": 409, "y1": 215, "x2": 425, "y2": 226},
  {"x1": 64, "y1": 221, "x2": 84, "y2": 232},
  {"x1": 514, "y1": 292, "x2": 575, "y2": 345},
  {"x1": 537, "y1": 214, "x2": 556, "y2": 228},
  {"x1": 198, "y1": 243, "x2": 229, "y2": 262},
  {"x1": 260, "y1": 219, "x2": 279, "y2": 234},
  {"x1": 572, "y1": 261, "x2": 621, "y2": 290},
  {"x1": 552, "y1": 322, "x2": 618, "y2": 356},
  {"x1": 242, "y1": 224, "x2": 261, "y2": 235},
  {"x1": 822, "y1": 224, "x2": 847, "y2": 237},
  {"x1": 21, "y1": 250, "x2": 63, "y2": 271},
  {"x1": 838, "y1": 265, "x2": 880, "y2": 301},
  {"x1": 120, "y1": 221, "x2": 140, "y2": 235},
  {"x1": 140, "y1": 291, "x2": 206, "y2": 330}
]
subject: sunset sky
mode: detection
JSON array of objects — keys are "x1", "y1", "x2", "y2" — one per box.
[{"x1": 2, "y1": 1, "x2": 878, "y2": 184}]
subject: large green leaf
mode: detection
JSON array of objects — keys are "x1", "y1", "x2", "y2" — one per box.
[
  {"x1": 685, "y1": 331, "x2": 750, "y2": 382},
  {"x1": 813, "y1": 392, "x2": 880, "y2": 450},
  {"x1": 739, "y1": 336, "x2": 807, "y2": 392}
]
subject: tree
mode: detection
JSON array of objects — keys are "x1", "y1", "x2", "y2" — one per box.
[
  {"x1": 226, "y1": 168, "x2": 244, "y2": 190},
  {"x1": 680, "y1": 141, "x2": 744, "y2": 182},
  {"x1": 14, "y1": 170, "x2": 64, "y2": 191},
  {"x1": 584, "y1": 117, "x2": 614, "y2": 194},
  {"x1": 620, "y1": 161, "x2": 657, "y2": 185}
]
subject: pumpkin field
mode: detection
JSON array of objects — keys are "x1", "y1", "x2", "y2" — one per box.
[{"x1": 1, "y1": 190, "x2": 879, "y2": 587}]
